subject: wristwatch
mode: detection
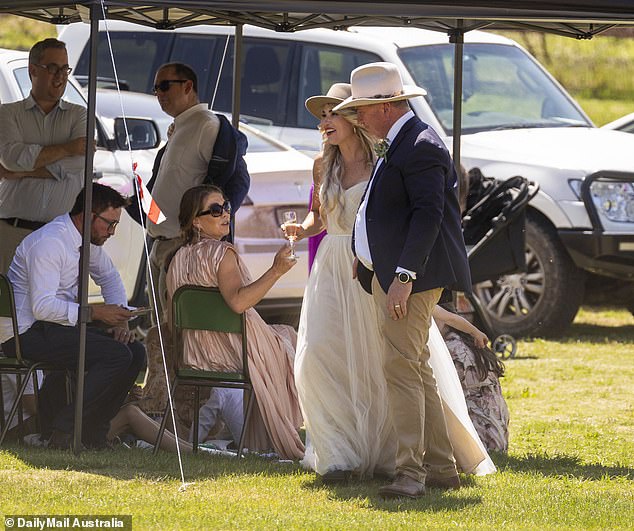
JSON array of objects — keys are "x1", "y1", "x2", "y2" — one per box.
[{"x1": 396, "y1": 271, "x2": 413, "y2": 284}]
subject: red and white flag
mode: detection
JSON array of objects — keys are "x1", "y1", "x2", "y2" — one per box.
[{"x1": 133, "y1": 162, "x2": 166, "y2": 224}]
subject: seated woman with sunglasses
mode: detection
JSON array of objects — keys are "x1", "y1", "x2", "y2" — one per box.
[{"x1": 160, "y1": 184, "x2": 304, "y2": 459}]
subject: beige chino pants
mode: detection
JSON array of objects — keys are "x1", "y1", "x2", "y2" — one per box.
[{"x1": 371, "y1": 275, "x2": 457, "y2": 482}]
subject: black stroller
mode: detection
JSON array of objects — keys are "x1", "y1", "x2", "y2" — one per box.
[{"x1": 460, "y1": 170, "x2": 539, "y2": 358}]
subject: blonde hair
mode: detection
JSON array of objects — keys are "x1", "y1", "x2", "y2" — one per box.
[{"x1": 319, "y1": 108, "x2": 374, "y2": 223}]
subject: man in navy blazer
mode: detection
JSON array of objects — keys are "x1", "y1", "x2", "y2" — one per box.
[{"x1": 335, "y1": 62, "x2": 471, "y2": 499}]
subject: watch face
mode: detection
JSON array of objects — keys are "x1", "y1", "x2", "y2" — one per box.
[{"x1": 398, "y1": 272, "x2": 411, "y2": 283}]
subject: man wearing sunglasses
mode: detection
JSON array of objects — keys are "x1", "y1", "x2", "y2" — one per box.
[
  {"x1": 127, "y1": 62, "x2": 250, "y2": 320},
  {"x1": 0, "y1": 38, "x2": 88, "y2": 275},
  {"x1": 1, "y1": 184, "x2": 146, "y2": 450}
]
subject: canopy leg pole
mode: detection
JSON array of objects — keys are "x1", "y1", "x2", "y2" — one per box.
[
  {"x1": 73, "y1": 3, "x2": 100, "y2": 456},
  {"x1": 450, "y1": 20, "x2": 465, "y2": 176},
  {"x1": 232, "y1": 24, "x2": 243, "y2": 128}
]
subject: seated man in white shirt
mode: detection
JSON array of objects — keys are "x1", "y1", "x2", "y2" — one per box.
[{"x1": 0, "y1": 183, "x2": 146, "y2": 450}]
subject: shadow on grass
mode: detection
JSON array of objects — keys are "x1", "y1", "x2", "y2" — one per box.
[
  {"x1": 495, "y1": 451, "x2": 634, "y2": 481},
  {"x1": 540, "y1": 322, "x2": 634, "y2": 344},
  {"x1": 300, "y1": 475, "x2": 482, "y2": 512},
  {"x1": 1, "y1": 444, "x2": 303, "y2": 482}
]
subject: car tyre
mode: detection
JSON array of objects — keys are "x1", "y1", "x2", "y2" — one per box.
[{"x1": 474, "y1": 216, "x2": 584, "y2": 337}]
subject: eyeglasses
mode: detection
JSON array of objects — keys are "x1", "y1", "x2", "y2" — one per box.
[
  {"x1": 32, "y1": 63, "x2": 72, "y2": 77},
  {"x1": 94, "y1": 213, "x2": 119, "y2": 232},
  {"x1": 196, "y1": 201, "x2": 232, "y2": 218},
  {"x1": 152, "y1": 79, "x2": 188, "y2": 94}
]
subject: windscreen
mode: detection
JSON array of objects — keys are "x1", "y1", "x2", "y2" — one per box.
[{"x1": 399, "y1": 43, "x2": 590, "y2": 135}]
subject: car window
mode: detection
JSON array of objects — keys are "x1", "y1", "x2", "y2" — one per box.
[
  {"x1": 399, "y1": 43, "x2": 590, "y2": 134},
  {"x1": 213, "y1": 38, "x2": 292, "y2": 126},
  {"x1": 171, "y1": 35, "x2": 222, "y2": 97},
  {"x1": 75, "y1": 32, "x2": 172, "y2": 94},
  {"x1": 616, "y1": 121, "x2": 634, "y2": 134},
  {"x1": 13, "y1": 66, "x2": 87, "y2": 107},
  {"x1": 296, "y1": 44, "x2": 380, "y2": 129}
]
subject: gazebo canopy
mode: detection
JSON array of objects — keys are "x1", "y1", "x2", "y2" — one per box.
[
  {"x1": 2, "y1": 1, "x2": 634, "y2": 39},
  {"x1": 3, "y1": 0, "x2": 634, "y2": 459}
]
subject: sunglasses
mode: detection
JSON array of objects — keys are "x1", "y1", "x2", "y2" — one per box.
[
  {"x1": 94, "y1": 213, "x2": 119, "y2": 232},
  {"x1": 152, "y1": 79, "x2": 187, "y2": 93},
  {"x1": 196, "y1": 201, "x2": 232, "y2": 218},
  {"x1": 32, "y1": 62, "x2": 72, "y2": 77}
]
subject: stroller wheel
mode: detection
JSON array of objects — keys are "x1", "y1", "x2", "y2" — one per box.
[{"x1": 493, "y1": 334, "x2": 517, "y2": 359}]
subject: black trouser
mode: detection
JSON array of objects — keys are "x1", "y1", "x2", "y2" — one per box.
[{"x1": 2, "y1": 321, "x2": 145, "y2": 444}]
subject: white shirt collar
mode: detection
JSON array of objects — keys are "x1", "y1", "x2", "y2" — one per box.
[
  {"x1": 25, "y1": 92, "x2": 70, "y2": 112},
  {"x1": 61, "y1": 213, "x2": 83, "y2": 250},
  {"x1": 174, "y1": 102, "x2": 208, "y2": 126}
]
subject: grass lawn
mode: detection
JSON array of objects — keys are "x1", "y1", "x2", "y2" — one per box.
[{"x1": 1, "y1": 307, "x2": 633, "y2": 529}]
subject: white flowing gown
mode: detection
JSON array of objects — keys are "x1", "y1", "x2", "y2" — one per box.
[{"x1": 295, "y1": 181, "x2": 495, "y2": 477}]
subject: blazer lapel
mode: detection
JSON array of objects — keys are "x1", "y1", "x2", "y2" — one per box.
[
  {"x1": 368, "y1": 116, "x2": 420, "y2": 197},
  {"x1": 367, "y1": 159, "x2": 386, "y2": 198}
]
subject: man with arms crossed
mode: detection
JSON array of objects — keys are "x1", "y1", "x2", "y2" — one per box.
[
  {"x1": 335, "y1": 63, "x2": 472, "y2": 498},
  {"x1": 0, "y1": 38, "x2": 87, "y2": 273}
]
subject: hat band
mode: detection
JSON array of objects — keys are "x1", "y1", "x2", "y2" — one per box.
[{"x1": 369, "y1": 90, "x2": 404, "y2": 99}]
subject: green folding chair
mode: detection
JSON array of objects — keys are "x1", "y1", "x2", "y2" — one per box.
[
  {"x1": 0, "y1": 273, "x2": 70, "y2": 445},
  {"x1": 154, "y1": 286, "x2": 255, "y2": 456}
]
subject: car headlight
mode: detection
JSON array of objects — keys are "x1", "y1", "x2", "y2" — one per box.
[
  {"x1": 589, "y1": 180, "x2": 634, "y2": 222},
  {"x1": 569, "y1": 177, "x2": 634, "y2": 223}
]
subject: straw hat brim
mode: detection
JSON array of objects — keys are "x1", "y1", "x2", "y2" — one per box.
[
  {"x1": 305, "y1": 95, "x2": 345, "y2": 119},
  {"x1": 333, "y1": 85, "x2": 426, "y2": 111}
]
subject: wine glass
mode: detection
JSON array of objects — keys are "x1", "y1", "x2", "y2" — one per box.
[{"x1": 282, "y1": 210, "x2": 298, "y2": 259}]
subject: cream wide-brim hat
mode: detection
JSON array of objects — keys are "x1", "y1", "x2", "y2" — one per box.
[
  {"x1": 333, "y1": 62, "x2": 426, "y2": 111},
  {"x1": 305, "y1": 83, "x2": 352, "y2": 119}
]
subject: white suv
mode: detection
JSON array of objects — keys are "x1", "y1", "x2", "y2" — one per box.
[{"x1": 61, "y1": 22, "x2": 634, "y2": 336}]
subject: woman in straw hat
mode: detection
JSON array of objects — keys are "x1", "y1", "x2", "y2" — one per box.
[{"x1": 282, "y1": 83, "x2": 395, "y2": 482}]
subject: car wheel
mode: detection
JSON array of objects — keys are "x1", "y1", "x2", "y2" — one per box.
[{"x1": 474, "y1": 217, "x2": 584, "y2": 337}]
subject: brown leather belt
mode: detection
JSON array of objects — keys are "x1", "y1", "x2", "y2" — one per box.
[{"x1": 1, "y1": 217, "x2": 45, "y2": 231}]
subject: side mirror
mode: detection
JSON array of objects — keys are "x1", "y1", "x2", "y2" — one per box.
[{"x1": 114, "y1": 118, "x2": 161, "y2": 150}]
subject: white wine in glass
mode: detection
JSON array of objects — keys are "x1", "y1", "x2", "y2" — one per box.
[{"x1": 283, "y1": 210, "x2": 298, "y2": 259}]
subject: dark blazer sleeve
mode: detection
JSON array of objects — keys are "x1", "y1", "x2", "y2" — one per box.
[
  {"x1": 398, "y1": 131, "x2": 452, "y2": 275},
  {"x1": 206, "y1": 114, "x2": 251, "y2": 211}
]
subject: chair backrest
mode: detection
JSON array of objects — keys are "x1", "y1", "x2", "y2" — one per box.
[
  {"x1": 171, "y1": 285, "x2": 248, "y2": 377},
  {"x1": 0, "y1": 274, "x2": 23, "y2": 362}
]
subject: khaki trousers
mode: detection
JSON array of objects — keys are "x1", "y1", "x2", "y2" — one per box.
[
  {"x1": 371, "y1": 275, "x2": 457, "y2": 482},
  {"x1": 0, "y1": 222, "x2": 33, "y2": 274},
  {"x1": 148, "y1": 237, "x2": 183, "y2": 322}
]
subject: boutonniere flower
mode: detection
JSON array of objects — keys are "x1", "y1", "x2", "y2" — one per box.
[{"x1": 373, "y1": 138, "x2": 390, "y2": 161}]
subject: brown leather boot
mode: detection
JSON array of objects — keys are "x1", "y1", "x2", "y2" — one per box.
[{"x1": 378, "y1": 473, "x2": 426, "y2": 499}]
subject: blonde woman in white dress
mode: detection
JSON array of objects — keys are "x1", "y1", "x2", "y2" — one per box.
[{"x1": 284, "y1": 83, "x2": 495, "y2": 483}]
